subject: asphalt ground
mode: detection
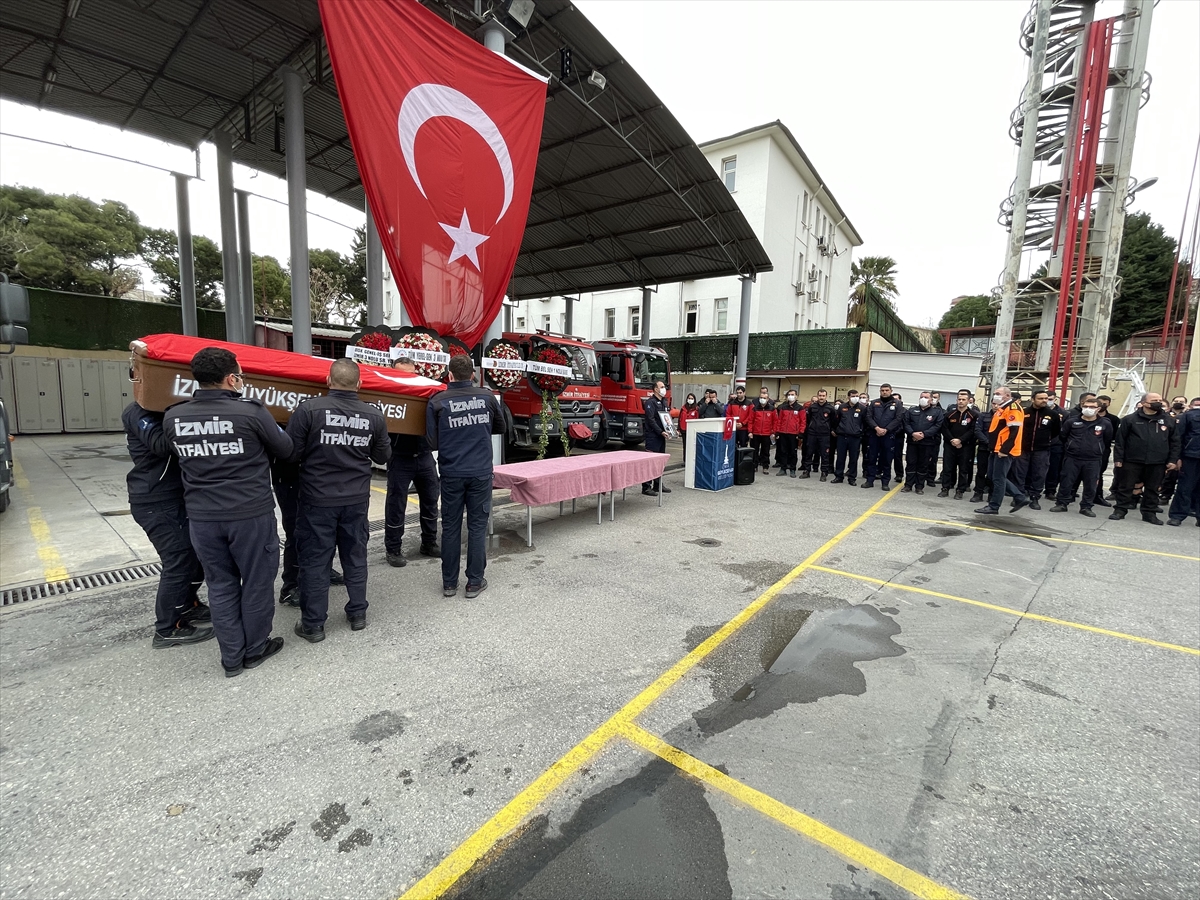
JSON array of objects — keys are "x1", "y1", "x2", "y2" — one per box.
[{"x1": 1, "y1": 434, "x2": 1197, "y2": 900}]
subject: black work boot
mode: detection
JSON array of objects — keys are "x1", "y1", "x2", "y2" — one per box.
[
  {"x1": 831, "y1": 475, "x2": 844, "y2": 484},
  {"x1": 953, "y1": 491, "x2": 964, "y2": 500},
  {"x1": 1050, "y1": 503, "x2": 1068, "y2": 512},
  {"x1": 901, "y1": 484, "x2": 913, "y2": 493},
  {"x1": 861, "y1": 481, "x2": 874, "y2": 489},
  {"x1": 819, "y1": 472, "x2": 827, "y2": 482},
  {"x1": 776, "y1": 468, "x2": 789, "y2": 476},
  {"x1": 937, "y1": 489, "x2": 949, "y2": 498},
  {"x1": 848, "y1": 477, "x2": 857, "y2": 486},
  {"x1": 799, "y1": 470, "x2": 811, "y2": 479},
  {"x1": 789, "y1": 469, "x2": 797, "y2": 478},
  {"x1": 1142, "y1": 512, "x2": 1164, "y2": 526},
  {"x1": 969, "y1": 493, "x2": 984, "y2": 504},
  {"x1": 1108, "y1": 509, "x2": 1126, "y2": 520}
]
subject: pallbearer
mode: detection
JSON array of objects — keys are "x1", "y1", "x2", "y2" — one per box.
[
  {"x1": 165, "y1": 347, "x2": 294, "y2": 677},
  {"x1": 287, "y1": 359, "x2": 391, "y2": 641}
]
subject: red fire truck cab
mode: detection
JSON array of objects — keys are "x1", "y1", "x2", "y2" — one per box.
[
  {"x1": 498, "y1": 331, "x2": 602, "y2": 449},
  {"x1": 591, "y1": 341, "x2": 672, "y2": 448}
]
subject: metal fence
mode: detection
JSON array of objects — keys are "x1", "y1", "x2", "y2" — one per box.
[
  {"x1": 864, "y1": 296, "x2": 928, "y2": 355},
  {"x1": 658, "y1": 328, "x2": 861, "y2": 374}
]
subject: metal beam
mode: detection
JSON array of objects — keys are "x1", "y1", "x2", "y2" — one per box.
[
  {"x1": 640, "y1": 287, "x2": 651, "y2": 347},
  {"x1": 735, "y1": 275, "x2": 752, "y2": 388},
  {"x1": 282, "y1": 65, "x2": 311, "y2": 356},
  {"x1": 174, "y1": 173, "x2": 198, "y2": 337},
  {"x1": 214, "y1": 131, "x2": 244, "y2": 344},
  {"x1": 366, "y1": 198, "x2": 383, "y2": 327},
  {"x1": 120, "y1": 0, "x2": 216, "y2": 128},
  {"x1": 236, "y1": 189, "x2": 255, "y2": 344}
]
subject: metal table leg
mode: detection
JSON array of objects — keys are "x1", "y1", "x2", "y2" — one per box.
[
  {"x1": 572, "y1": 498, "x2": 576, "y2": 514},
  {"x1": 658, "y1": 476, "x2": 663, "y2": 507},
  {"x1": 610, "y1": 488, "x2": 616, "y2": 521},
  {"x1": 526, "y1": 506, "x2": 533, "y2": 547},
  {"x1": 559, "y1": 500, "x2": 564, "y2": 517},
  {"x1": 596, "y1": 493, "x2": 602, "y2": 524}
]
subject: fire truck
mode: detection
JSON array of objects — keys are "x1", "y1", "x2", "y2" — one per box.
[
  {"x1": 589, "y1": 341, "x2": 672, "y2": 448},
  {"x1": 498, "y1": 331, "x2": 602, "y2": 449}
]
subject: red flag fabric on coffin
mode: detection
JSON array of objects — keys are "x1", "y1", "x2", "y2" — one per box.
[{"x1": 320, "y1": 0, "x2": 547, "y2": 348}]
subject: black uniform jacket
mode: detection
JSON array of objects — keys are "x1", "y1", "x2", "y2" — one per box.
[
  {"x1": 425, "y1": 381, "x2": 504, "y2": 478},
  {"x1": 1115, "y1": 410, "x2": 1181, "y2": 465},
  {"x1": 287, "y1": 389, "x2": 391, "y2": 507},
  {"x1": 122, "y1": 401, "x2": 184, "y2": 505},
  {"x1": 1060, "y1": 415, "x2": 1113, "y2": 460}
]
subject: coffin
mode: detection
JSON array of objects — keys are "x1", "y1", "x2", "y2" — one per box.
[{"x1": 130, "y1": 334, "x2": 445, "y2": 435}]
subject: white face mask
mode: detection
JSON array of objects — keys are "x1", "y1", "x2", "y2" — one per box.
[
  {"x1": 787, "y1": 395, "x2": 796, "y2": 403},
  {"x1": 657, "y1": 387, "x2": 666, "y2": 397},
  {"x1": 1081, "y1": 407, "x2": 1097, "y2": 417},
  {"x1": 919, "y1": 397, "x2": 929, "y2": 408},
  {"x1": 992, "y1": 394, "x2": 1004, "y2": 404}
]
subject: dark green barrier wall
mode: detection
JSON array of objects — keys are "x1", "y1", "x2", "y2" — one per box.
[
  {"x1": 27, "y1": 288, "x2": 226, "y2": 350},
  {"x1": 658, "y1": 328, "x2": 862, "y2": 374}
]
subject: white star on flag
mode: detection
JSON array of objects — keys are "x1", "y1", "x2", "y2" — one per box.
[{"x1": 439, "y1": 210, "x2": 489, "y2": 270}]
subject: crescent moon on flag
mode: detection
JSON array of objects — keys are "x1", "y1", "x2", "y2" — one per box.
[{"x1": 397, "y1": 83, "x2": 515, "y2": 222}]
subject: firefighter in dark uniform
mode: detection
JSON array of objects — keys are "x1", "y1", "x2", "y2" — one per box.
[
  {"x1": 970, "y1": 400, "x2": 995, "y2": 503},
  {"x1": 923, "y1": 391, "x2": 945, "y2": 486},
  {"x1": 1050, "y1": 397, "x2": 1111, "y2": 517},
  {"x1": 165, "y1": 347, "x2": 293, "y2": 677},
  {"x1": 288, "y1": 359, "x2": 391, "y2": 640},
  {"x1": 385, "y1": 355, "x2": 440, "y2": 568},
  {"x1": 641, "y1": 379, "x2": 672, "y2": 495},
  {"x1": 832, "y1": 394, "x2": 865, "y2": 484},
  {"x1": 1012, "y1": 389, "x2": 1061, "y2": 509},
  {"x1": 272, "y1": 459, "x2": 346, "y2": 606},
  {"x1": 938, "y1": 390, "x2": 976, "y2": 499},
  {"x1": 801, "y1": 389, "x2": 835, "y2": 480},
  {"x1": 427, "y1": 355, "x2": 506, "y2": 599},
  {"x1": 1110, "y1": 391, "x2": 1181, "y2": 525},
  {"x1": 122, "y1": 400, "x2": 212, "y2": 648},
  {"x1": 901, "y1": 391, "x2": 941, "y2": 494},
  {"x1": 863, "y1": 384, "x2": 903, "y2": 490}
]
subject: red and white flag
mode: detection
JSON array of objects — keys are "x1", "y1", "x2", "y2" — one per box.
[{"x1": 320, "y1": 0, "x2": 547, "y2": 347}]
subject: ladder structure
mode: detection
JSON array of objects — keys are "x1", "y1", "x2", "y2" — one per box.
[{"x1": 990, "y1": 0, "x2": 1154, "y2": 399}]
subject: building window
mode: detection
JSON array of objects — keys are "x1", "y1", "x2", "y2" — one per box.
[
  {"x1": 713, "y1": 298, "x2": 728, "y2": 332},
  {"x1": 801, "y1": 191, "x2": 809, "y2": 228},
  {"x1": 722, "y1": 156, "x2": 736, "y2": 192},
  {"x1": 629, "y1": 306, "x2": 641, "y2": 338},
  {"x1": 516, "y1": 316, "x2": 526, "y2": 330},
  {"x1": 684, "y1": 301, "x2": 699, "y2": 335},
  {"x1": 796, "y1": 252, "x2": 805, "y2": 285},
  {"x1": 604, "y1": 308, "x2": 616, "y2": 339},
  {"x1": 541, "y1": 314, "x2": 551, "y2": 331}
]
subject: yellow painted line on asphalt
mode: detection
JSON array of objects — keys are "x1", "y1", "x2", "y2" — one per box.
[
  {"x1": 25, "y1": 507, "x2": 69, "y2": 582},
  {"x1": 810, "y1": 566, "x2": 1200, "y2": 657},
  {"x1": 12, "y1": 455, "x2": 29, "y2": 490},
  {"x1": 397, "y1": 486, "x2": 903, "y2": 899},
  {"x1": 619, "y1": 722, "x2": 972, "y2": 900},
  {"x1": 371, "y1": 485, "x2": 388, "y2": 496},
  {"x1": 872, "y1": 511, "x2": 1200, "y2": 562}
]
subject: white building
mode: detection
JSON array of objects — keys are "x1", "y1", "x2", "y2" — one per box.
[{"x1": 506, "y1": 120, "x2": 863, "y2": 342}]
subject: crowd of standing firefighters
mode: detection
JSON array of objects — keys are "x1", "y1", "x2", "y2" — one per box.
[{"x1": 676, "y1": 384, "x2": 1200, "y2": 525}]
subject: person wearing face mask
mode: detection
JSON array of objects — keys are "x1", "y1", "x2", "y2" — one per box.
[
  {"x1": 832, "y1": 393, "x2": 865, "y2": 484},
  {"x1": 164, "y1": 347, "x2": 295, "y2": 677},
  {"x1": 1094, "y1": 395, "x2": 1119, "y2": 505},
  {"x1": 901, "y1": 391, "x2": 941, "y2": 494},
  {"x1": 774, "y1": 389, "x2": 805, "y2": 477},
  {"x1": 1167, "y1": 398, "x2": 1200, "y2": 526},
  {"x1": 922, "y1": 391, "x2": 945, "y2": 486},
  {"x1": 727, "y1": 386, "x2": 753, "y2": 448},
  {"x1": 748, "y1": 386, "x2": 777, "y2": 474},
  {"x1": 641, "y1": 380, "x2": 673, "y2": 496},
  {"x1": 975, "y1": 385, "x2": 1031, "y2": 515},
  {"x1": 863, "y1": 383, "x2": 904, "y2": 491},
  {"x1": 1110, "y1": 392, "x2": 1180, "y2": 525},
  {"x1": 1011, "y1": 390, "x2": 1061, "y2": 509},
  {"x1": 800, "y1": 389, "x2": 835, "y2": 480},
  {"x1": 969, "y1": 397, "x2": 995, "y2": 504},
  {"x1": 1050, "y1": 398, "x2": 1112, "y2": 516},
  {"x1": 1043, "y1": 392, "x2": 1065, "y2": 500},
  {"x1": 678, "y1": 393, "x2": 700, "y2": 465},
  {"x1": 938, "y1": 389, "x2": 976, "y2": 499},
  {"x1": 1158, "y1": 396, "x2": 1191, "y2": 506}
]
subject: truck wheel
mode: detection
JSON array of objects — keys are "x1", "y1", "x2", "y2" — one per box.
[
  {"x1": 579, "y1": 420, "x2": 608, "y2": 450},
  {"x1": 0, "y1": 489, "x2": 9, "y2": 514}
]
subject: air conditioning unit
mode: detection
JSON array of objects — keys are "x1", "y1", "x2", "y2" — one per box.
[
  {"x1": 794, "y1": 284, "x2": 805, "y2": 296},
  {"x1": 807, "y1": 291, "x2": 821, "y2": 303},
  {"x1": 807, "y1": 265, "x2": 819, "y2": 283}
]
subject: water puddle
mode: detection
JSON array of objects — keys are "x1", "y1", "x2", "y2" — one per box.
[
  {"x1": 694, "y1": 605, "x2": 905, "y2": 736},
  {"x1": 443, "y1": 758, "x2": 731, "y2": 900}
]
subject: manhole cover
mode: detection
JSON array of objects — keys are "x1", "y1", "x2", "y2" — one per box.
[{"x1": 686, "y1": 538, "x2": 722, "y2": 548}]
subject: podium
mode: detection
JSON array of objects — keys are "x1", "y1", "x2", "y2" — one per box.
[{"x1": 684, "y1": 418, "x2": 736, "y2": 491}]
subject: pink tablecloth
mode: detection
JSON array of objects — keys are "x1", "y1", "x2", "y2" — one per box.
[{"x1": 493, "y1": 451, "x2": 668, "y2": 506}]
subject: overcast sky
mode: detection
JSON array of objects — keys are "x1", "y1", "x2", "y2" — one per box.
[{"x1": 0, "y1": 0, "x2": 1195, "y2": 327}]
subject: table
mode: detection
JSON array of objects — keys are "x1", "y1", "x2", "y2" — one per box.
[{"x1": 492, "y1": 450, "x2": 669, "y2": 546}]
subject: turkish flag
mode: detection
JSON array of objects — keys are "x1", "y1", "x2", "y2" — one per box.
[
  {"x1": 723, "y1": 416, "x2": 735, "y2": 441},
  {"x1": 320, "y1": 0, "x2": 547, "y2": 347}
]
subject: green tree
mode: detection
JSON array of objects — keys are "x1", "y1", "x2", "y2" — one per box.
[
  {"x1": 1110, "y1": 212, "x2": 1187, "y2": 345},
  {"x1": 308, "y1": 246, "x2": 365, "y2": 324},
  {"x1": 937, "y1": 294, "x2": 997, "y2": 330},
  {"x1": 141, "y1": 227, "x2": 225, "y2": 309},
  {"x1": 847, "y1": 255, "x2": 899, "y2": 327},
  {"x1": 0, "y1": 185, "x2": 144, "y2": 295},
  {"x1": 251, "y1": 254, "x2": 291, "y2": 318}
]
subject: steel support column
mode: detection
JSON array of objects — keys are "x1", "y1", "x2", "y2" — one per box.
[
  {"x1": 563, "y1": 295, "x2": 574, "y2": 335},
  {"x1": 640, "y1": 287, "x2": 651, "y2": 347},
  {"x1": 992, "y1": 0, "x2": 1052, "y2": 391},
  {"x1": 214, "y1": 131, "x2": 243, "y2": 344},
  {"x1": 173, "y1": 173, "x2": 197, "y2": 337},
  {"x1": 735, "y1": 275, "x2": 752, "y2": 388},
  {"x1": 236, "y1": 190, "x2": 255, "y2": 344},
  {"x1": 1081, "y1": 0, "x2": 1154, "y2": 387},
  {"x1": 366, "y1": 199, "x2": 384, "y2": 327},
  {"x1": 282, "y1": 65, "x2": 311, "y2": 356}
]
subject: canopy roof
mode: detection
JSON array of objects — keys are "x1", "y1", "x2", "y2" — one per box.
[{"x1": 1, "y1": 0, "x2": 772, "y2": 299}]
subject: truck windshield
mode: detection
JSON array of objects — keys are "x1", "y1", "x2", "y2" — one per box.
[
  {"x1": 561, "y1": 344, "x2": 599, "y2": 384},
  {"x1": 633, "y1": 352, "x2": 669, "y2": 387}
]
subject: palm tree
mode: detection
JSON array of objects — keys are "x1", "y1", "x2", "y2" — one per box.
[{"x1": 847, "y1": 256, "x2": 899, "y2": 327}]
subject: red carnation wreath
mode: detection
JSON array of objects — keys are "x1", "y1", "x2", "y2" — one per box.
[
  {"x1": 395, "y1": 327, "x2": 449, "y2": 380},
  {"x1": 482, "y1": 338, "x2": 525, "y2": 391},
  {"x1": 528, "y1": 344, "x2": 572, "y2": 396},
  {"x1": 356, "y1": 331, "x2": 393, "y2": 353}
]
